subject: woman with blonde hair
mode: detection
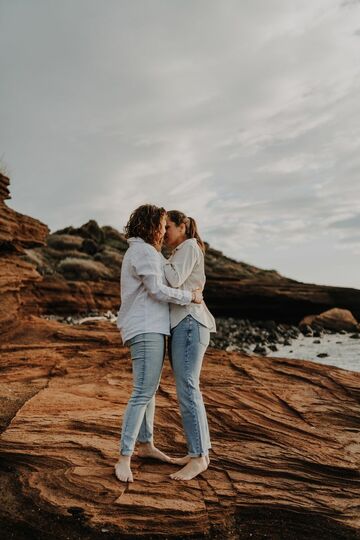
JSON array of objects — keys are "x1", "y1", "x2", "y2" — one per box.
[
  {"x1": 115, "y1": 204, "x2": 202, "y2": 483},
  {"x1": 164, "y1": 210, "x2": 216, "y2": 480}
]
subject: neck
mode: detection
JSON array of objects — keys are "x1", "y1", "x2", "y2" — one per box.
[{"x1": 171, "y1": 235, "x2": 187, "y2": 249}]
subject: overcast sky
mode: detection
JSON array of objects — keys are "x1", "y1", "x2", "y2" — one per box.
[{"x1": 1, "y1": 0, "x2": 360, "y2": 289}]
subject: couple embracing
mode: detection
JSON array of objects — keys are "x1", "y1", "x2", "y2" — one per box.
[{"x1": 115, "y1": 205, "x2": 216, "y2": 482}]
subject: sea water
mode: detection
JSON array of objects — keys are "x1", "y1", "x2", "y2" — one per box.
[{"x1": 268, "y1": 333, "x2": 359, "y2": 372}]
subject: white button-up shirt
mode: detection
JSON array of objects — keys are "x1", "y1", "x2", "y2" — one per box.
[
  {"x1": 163, "y1": 238, "x2": 216, "y2": 332},
  {"x1": 116, "y1": 237, "x2": 192, "y2": 343}
]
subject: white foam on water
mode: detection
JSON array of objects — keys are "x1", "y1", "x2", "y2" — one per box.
[{"x1": 268, "y1": 333, "x2": 360, "y2": 372}]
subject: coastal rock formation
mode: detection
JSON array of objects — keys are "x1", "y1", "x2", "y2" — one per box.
[
  {"x1": 21, "y1": 219, "x2": 360, "y2": 323},
  {"x1": 300, "y1": 308, "x2": 360, "y2": 332},
  {"x1": 2, "y1": 162, "x2": 355, "y2": 324},
  {"x1": 0, "y1": 172, "x2": 359, "y2": 539},
  {"x1": 204, "y1": 278, "x2": 360, "y2": 323},
  {"x1": 1, "y1": 317, "x2": 359, "y2": 539},
  {"x1": 0, "y1": 172, "x2": 49, "y2": 339}
]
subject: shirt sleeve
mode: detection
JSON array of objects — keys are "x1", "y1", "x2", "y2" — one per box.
[
  {"x1": 163, "y1": 242, "x2": 198, "y2": 287},
  {"x1": 132, "y1": 245, "x2": 192, "y2": 305}
]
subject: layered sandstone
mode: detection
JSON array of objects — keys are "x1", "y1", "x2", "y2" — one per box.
[
  {"x1": 0, "y1": 173, "x2": 49, "y2": 339},
  {"x1": 1, "y1": 172, "x2": 359, "y2": 539},
  {"x1": 0, "y1": 317, "x2": 359, "y2": 539}
]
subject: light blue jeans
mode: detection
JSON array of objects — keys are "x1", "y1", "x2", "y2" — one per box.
[
  {"x1": 170, "y1": 315, "x2": 211, "y2": 457},
  {"x1": 120, "y1": 333, "x2": 165, "y2": 456}
]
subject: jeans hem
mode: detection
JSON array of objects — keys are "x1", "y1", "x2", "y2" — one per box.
[
  {"x1": 120, "y1": 449, "x2": 132, "y2": 456},
  {"x1": 188, "y1": 450, "x2": 210, "y2": 457}
]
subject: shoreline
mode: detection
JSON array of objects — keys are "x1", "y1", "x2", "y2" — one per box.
[{"x1": 42, "y1": 311, "x2": 360, "y2": 372}]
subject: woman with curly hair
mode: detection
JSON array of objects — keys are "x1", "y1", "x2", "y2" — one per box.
[
  {"x1": 163, "y1": 210, "x2": 216, "y2": 480},
  {"x1": 115, "y1": 204, "x2": 202, "y2": 483}
]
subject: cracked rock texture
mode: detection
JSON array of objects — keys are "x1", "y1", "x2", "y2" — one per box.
[
  {"x1": 1, "y1": 171, "x2": 360, "y2": 539},
  {"x1": 0, "y1": 317, "x2": 360, "y2": 539}
]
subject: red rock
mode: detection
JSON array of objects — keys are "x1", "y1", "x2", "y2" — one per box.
[
  {"x1": 0, "y1": 317, "x2": 359, "y2": 539},
  {"x1": 1, "y1": 171, "x2": 359, "y2": 539},
  {"x1": 0, "y1": 173, "x2": 49, "y2": 339},
  {"x1": 300, "y1": 308, "x2": 359, "y2": 332},
  {"x1": 0, "y1": 173, "x2": 49, "y2": 249},
  {"x1": 23, "y1": 219, "x2": 360, "y2": 322}
]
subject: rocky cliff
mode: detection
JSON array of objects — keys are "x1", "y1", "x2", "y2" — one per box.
[
  {"x1": 0, "y1": 172, "x2": 359, "y2": 539},
  {"x1": 20, "y1": 217, "x2": 360, "y2": 323},
  {"x1": 0, "y1": 172, "x2": 49, "y2": 340}
]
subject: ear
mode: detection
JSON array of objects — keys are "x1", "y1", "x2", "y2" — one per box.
[{"x1": 179, "y1": 223, "x2": 186, "y2": 235}]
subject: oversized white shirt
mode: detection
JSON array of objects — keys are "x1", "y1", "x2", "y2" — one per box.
[
  {"x1": 163, "y1": 238, "x2": 216, "y2": 332},
  {"x1": 116, "y1": 237, "x2": 192, "y2": 343}
]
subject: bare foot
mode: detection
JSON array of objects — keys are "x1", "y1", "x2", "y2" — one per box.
[
  {"x1": 137, "y1": 442, "x2": 172, "y2": 463},
  {"x1": 170, "y1": 456, "x2": 208, "y2": 480},
  {"x1": 114, "y1": 456, "x2": 133, "y2": 483},
  {"x1": 171, "y1": 454, "x2": 210, "y2": 466}
]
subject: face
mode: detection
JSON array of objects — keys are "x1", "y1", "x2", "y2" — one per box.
[
  {"x1": 164, "y1": 218, "x2": 186, "y2": 248},
  {"x1": 155, "y1": 215, "x2": 167, "y2": 245}
]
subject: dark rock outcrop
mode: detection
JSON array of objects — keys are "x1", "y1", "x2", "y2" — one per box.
[
  {"x1": 20, "y1": 220, "x2": 360, "y2": 323},
  {"x1": 205, "y1": 277, "x2": 360, "y2": 322}
]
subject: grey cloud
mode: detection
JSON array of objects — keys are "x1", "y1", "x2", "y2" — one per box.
[
  {"x1": 341, "y1": 0, "x2": 360, "y2": 7},
  {"x1": 1, "y1": 0, "x2": 360, "y2": 287},
  {"x1": 329, "y1": 215, "x2": 360, "y2": 228}
]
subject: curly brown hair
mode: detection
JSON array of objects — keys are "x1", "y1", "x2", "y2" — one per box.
[{"x1": 124, "y1": 204, "x2": 166, "y2": 245}]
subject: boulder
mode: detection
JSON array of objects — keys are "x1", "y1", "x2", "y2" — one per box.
[
  {"x1": 47, "y1": 234, "x2": 84, "y2": 251},
  {"x1": 57, "y1": 257, "x2": 113, "y2": 281},
  {"x1": 300, "y1": 308, "x2": 359, "y2": 332}
]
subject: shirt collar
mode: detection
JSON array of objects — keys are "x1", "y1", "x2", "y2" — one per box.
[
  {"x1": 173, "y1": 238, "x2": 197, "y2": 252},
  {"x1": 127, "y1": 237, "x2": 145, "y2": 245}
]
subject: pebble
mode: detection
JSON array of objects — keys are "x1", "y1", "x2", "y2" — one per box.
[{"x1": 41, "y1": 312, "x2": 357, "y2": 360}]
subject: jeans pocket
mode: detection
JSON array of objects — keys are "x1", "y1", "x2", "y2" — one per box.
[{"x1": 198, "y1": 322, "x2": 210, "y2": 347}]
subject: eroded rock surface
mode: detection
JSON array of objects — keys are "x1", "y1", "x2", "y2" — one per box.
[
  {"x1": 0, "y1": 317, "x2": 359, "y2": 539},
  {"x1": 0, "y1": 173, "x2": 49, "y2": 339},
  {"x1": 1, "y1": 172, "x2": 359, "y2": 539}
]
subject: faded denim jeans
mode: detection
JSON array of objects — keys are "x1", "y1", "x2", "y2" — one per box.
[
  {"x1": 120, "y1": 333, "x2": 165, "y2": 456},
  {"x1": 170, "y1": 315, "x2": 211, "y2": 457}
]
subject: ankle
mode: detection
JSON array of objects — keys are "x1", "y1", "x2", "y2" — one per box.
[
  {"x1": 138, "y1": 441, "x2": 154, "y2": 449},
  {"x1": 118, "y1": 454, "x2": 131, "y2": 464}
]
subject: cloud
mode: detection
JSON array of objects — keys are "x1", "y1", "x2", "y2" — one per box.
[
  {"x1": 329, "y1": 214, "x2": 360, "y2": 228},
  {"x1": 341, "y1": 0, "x2": 360, "y2": 7},
  {"x1": 1, "y1": 0, "x2": 360, "y2": 288}
]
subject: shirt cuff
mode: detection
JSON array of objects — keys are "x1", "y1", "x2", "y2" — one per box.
[{"x1": 184, "y1": 290, "x2": 192, "y2": 304}]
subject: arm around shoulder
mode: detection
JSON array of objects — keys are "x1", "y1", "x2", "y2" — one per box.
[{"x1": 132, "y1": 244, "x2": 192, "y2": 305}]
